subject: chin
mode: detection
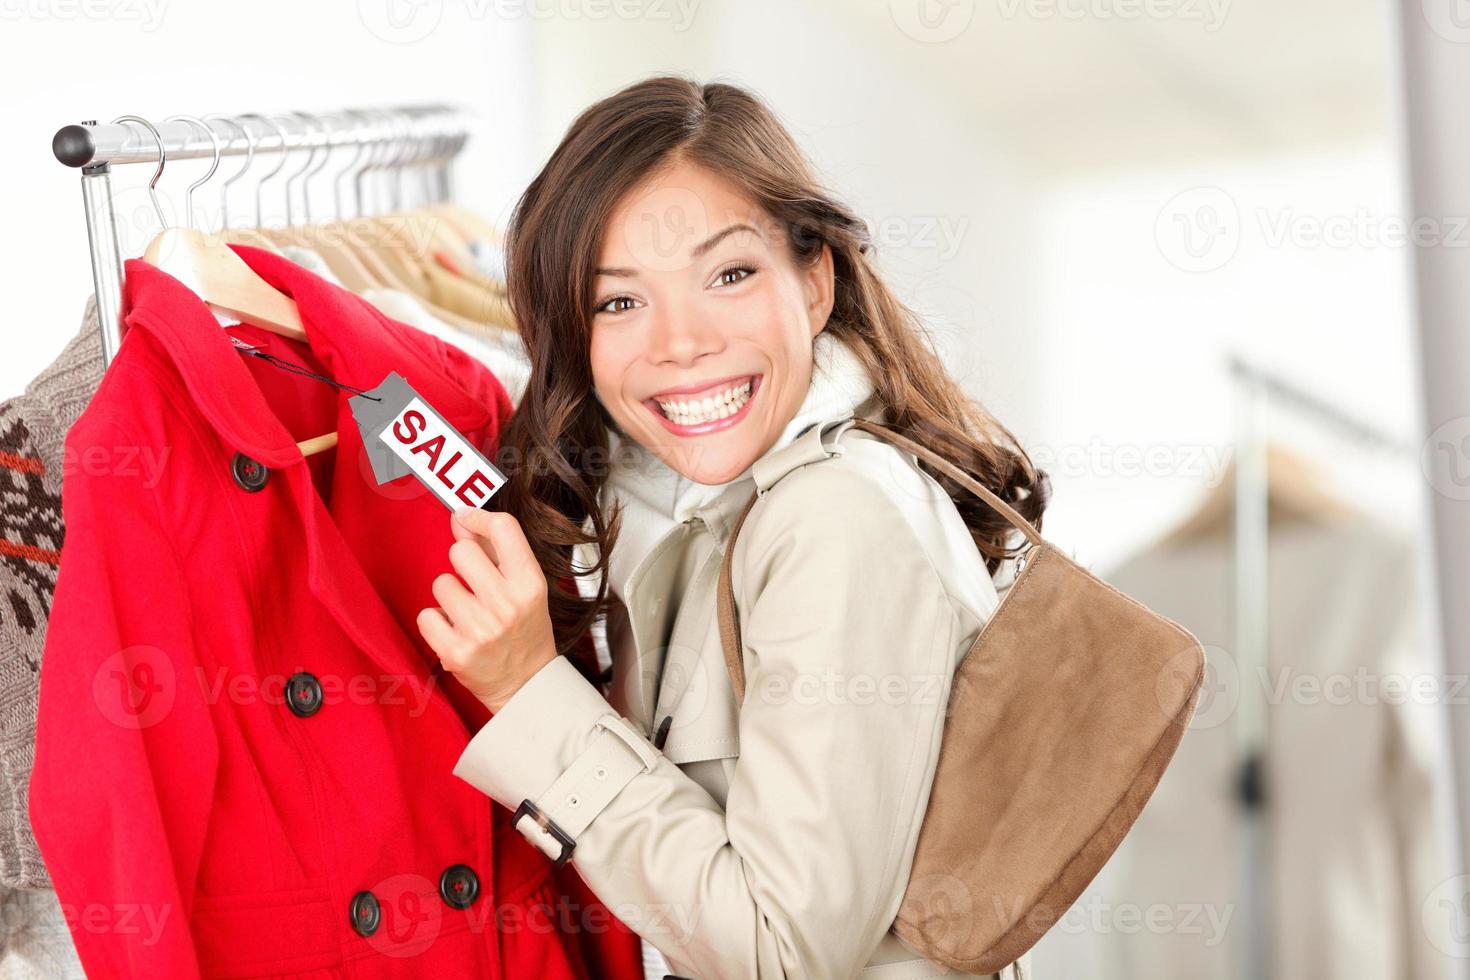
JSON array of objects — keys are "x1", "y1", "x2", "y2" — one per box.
[{"x1": 668, "y1": 447, "x2": 758, "y2": 486}]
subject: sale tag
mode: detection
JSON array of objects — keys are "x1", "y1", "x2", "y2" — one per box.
[{"x1": 349, "y1": 372, "x2": 508, "y2": 511}]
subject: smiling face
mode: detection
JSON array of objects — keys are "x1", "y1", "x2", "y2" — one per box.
[{"x1": 588, "y1": 159, "x2": 835, "y2": 485}]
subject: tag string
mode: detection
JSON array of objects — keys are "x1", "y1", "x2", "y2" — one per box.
[{"x1": 238, "y1": 348, "x2": 382, "y2": 400}]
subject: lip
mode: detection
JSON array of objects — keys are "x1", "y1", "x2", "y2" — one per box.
[
  {"x1": 648, "y1": 373, "x2": 757, "y2": 400},
  {"x1": 645, "y1": 375, "x2": 762, "y2": 437}
]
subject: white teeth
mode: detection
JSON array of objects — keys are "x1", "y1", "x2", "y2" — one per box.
[{"x1": 656, "y1": 379, "x2": 753, "y2": 425}]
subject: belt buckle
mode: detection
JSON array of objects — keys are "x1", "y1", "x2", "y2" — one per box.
[{"x1": 513, "y1": 798, "x2": 576, "y2": 868}]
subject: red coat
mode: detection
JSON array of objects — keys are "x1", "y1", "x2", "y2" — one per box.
[{"x1": 29, "y1": 245, "x2": 644, "y2": 979}]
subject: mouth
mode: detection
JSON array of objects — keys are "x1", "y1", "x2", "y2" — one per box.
[{"x1": 643, "y1": 374, "x2": 762, "y2": 436}]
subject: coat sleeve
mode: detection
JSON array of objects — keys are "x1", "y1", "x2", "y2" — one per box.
[
  {"x1": 29, "y1": 418, "x2": 219, "y2": 979},
  {"x1": 453, "y1": 464, "x2": 979, "y2": 979}
]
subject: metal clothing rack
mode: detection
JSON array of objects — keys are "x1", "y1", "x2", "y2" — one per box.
[
  {"x1": 52, "y1": 104, "x2": 474, "y2": 365},
  {"x1": 1225, "y1": 353, "x2": 1418, "y2": 980},
  {"x1": 1228, "y1": 355, "x2": 1419, "y2": 460}
]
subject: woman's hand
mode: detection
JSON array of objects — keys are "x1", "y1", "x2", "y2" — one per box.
[{"x1": 416, "y1": 508, "x2": 558, "y2": 714}]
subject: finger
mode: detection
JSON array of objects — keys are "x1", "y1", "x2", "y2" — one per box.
[
  {"x1": 416, "y1": 606, "x2": 458, "y2": 661},
  {"x1": 448, "y1": 537, "x2": 512, "y2": 610},
  {"x1": 431, "y1": 571, "x2": 492, "y2": 634},
  {"x1": 478, "y1": 512, "x2": 541, "y2": 587},
  {"x1": 452, "y1": 508, "x2": 501, "y2": 564}
]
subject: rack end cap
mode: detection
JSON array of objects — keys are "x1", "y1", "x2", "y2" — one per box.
[{"x1": 53, "y1": 124, "x2": 96, "y2": 168}]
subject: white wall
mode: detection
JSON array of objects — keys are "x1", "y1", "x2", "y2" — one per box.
[{"x1": 1033, "y1": 140, "x2": 1421, "y2": 571}]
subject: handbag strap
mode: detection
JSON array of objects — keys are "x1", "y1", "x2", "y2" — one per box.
[{"x1": 716, "y1": 418, "x2": 1044, "y2": 702}]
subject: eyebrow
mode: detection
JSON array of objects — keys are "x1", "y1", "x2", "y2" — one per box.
[{"x1": 594, "y1": 222, "x2": 763, "y2": 278}]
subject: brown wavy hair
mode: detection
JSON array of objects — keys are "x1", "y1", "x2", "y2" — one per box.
[{"x1": 490, "y1": 74, "x2": 1050, "y2": 658}]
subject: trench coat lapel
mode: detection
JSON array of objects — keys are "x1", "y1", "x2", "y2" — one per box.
[{"x1": 634, "y1": 413, "x2": 872, "y2": 758}]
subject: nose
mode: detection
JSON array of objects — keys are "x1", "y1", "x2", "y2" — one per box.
[{"x1": 644, "y1": 292, "x2": 725, "y2": 369}]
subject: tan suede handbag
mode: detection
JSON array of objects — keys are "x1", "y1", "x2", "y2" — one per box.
[{"x1": 716, "y1": 418, "x2": 1207, "y2": 975}]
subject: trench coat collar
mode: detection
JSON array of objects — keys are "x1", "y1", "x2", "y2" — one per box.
[
  {"x1": 602, "y1": 393, "x2": 887, "y2": 733},
  {"x1": 686, "y1": 402, "x2": 881, "y2": 545},
  {"x1": 119, "y1": 242, "x2": 493, "y2": 470},
  {"x1": 595, "y1": 329, "x2": 880, "y2": 609}
]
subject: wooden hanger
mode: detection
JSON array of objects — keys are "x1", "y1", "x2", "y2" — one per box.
[
  {"x1": 123, "y1": 113, "x2": 336, "y2": 458},
  {"x1": 1158, "y1": 440, "x2": 1358, "y2": 549}
]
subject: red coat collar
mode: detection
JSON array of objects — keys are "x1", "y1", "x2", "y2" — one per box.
[{"x1": 120, "y1": 242, "x2": 493, "y2": 468}]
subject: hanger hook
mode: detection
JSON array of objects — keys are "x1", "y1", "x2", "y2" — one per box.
[
  {"x1": 373, "y1": 107, "x2": 408, "y2": 214},
  {"x1": 110, "y1": 114, "x2": 167, "y2": 230},
  {"x1": 291, "y1": 110, "x2": 334, "y2": 225},
  {"x1": 202, "y1": 114, "x2": 253, "y2": 230},
  {"x1": 277, "y1": 112, "x2": 317, "y2": 227},
  {"x1": 435, "y1": 107, "x2": 458, "y2": 202},
  {"x1": 163, "y1": 115, "x2": 220, "y2": 232},
  {"x1": 334, "y1": 110, "x2": 370, "y2": 220},
  {"x1": 356, "y1": 109, "x2": 392, "y2": 217},
  {"x1": 439, "y1": 107, "x2": 466, "y2": 203},
  {"x1": 239, "y1": 113, "x2": 289, "y2": 228},
  {"x1": 385, "y1": 108, "x2": 417, "y2": 214},
  {"x1": 438, "y1": 107, "x2": 468, "y2": 203},
  {"x1": 412, "y1": 108, "x2": 440, "y2": 207}
]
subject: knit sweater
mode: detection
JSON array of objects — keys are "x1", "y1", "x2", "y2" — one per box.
[{"x1": 0, "y1": 296, "x2": 105, "y2": 889}]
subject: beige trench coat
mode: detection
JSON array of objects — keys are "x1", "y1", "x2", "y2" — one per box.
[{"x1": 454, "y1": 410, "x2": 1031, "y2": 979}]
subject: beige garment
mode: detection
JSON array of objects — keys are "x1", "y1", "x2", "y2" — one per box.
[
  {"x1": 454, "y1": 411, "x2": 1031, "y2": 979},
  {"x1": 362, "y1": 289, "x2": 530, "y2": 407},
  {"x1": 278, "y1": 245, "x2": 531, "y2": 408},
  {"x1": 421, "y1": 260, "x2": 515, "y2": 329},
  {"x1": 1084, "y1": 514, "x2": 1453, "y2": 980}
]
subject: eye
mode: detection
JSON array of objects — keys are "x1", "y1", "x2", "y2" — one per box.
[
  {"x1": 712, "y1": 264, "x2": 756, "y2": 288},
  {"x1": 594, "y1": 295, "x2": 640, "y2": 316}
]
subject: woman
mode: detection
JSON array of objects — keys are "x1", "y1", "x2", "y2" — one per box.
[{"x1": 417, "y1": 75, "x2": 1048, "y2": 979}]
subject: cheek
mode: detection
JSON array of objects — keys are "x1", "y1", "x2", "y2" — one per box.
[
  {"x1": 709, "y1": 285, "x2": 795, "y2": 347},
  {"x1": 587, "y1": 330, "x2": 629, "y2": 397}
]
